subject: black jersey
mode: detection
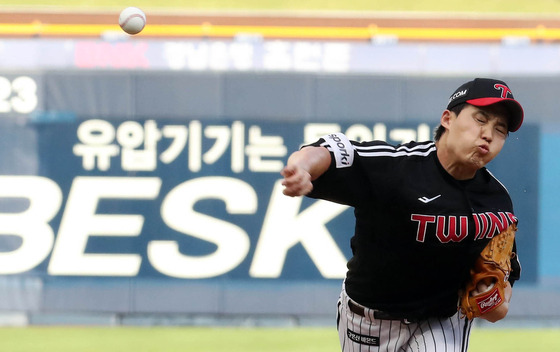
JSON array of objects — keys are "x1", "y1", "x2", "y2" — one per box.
[{"x1": 306, "y1": 133, "x2": 521, "y2": 319}]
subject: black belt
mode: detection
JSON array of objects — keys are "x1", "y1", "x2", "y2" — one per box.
[{"x1": 347, "y1": 300, "x2": 417, "y2": 324}]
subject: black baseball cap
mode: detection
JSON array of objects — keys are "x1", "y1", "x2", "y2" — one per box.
[{"x1": 447, "y1": 78, "x2": 524, "y2": 132}]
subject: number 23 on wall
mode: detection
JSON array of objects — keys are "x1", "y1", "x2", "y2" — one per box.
[{"x1": 0, "y1": 76, "x2": 38, "y2": 114}]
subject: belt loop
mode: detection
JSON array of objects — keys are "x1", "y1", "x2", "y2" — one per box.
[{"x1": 348, "y1": 299, "x2": 366, "y2": 317}]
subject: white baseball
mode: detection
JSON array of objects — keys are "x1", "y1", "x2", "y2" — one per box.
[{"x1": 119, "y1": 7, "x2": 146, "y2": 35}]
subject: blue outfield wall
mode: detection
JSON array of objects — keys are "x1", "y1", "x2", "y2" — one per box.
[
  {"x1": 0, "y1": 117, "x2": 543, "y2": 318},
  {"x1": 0, "y1": 70, "x2": 556, "y2": 323},
  {"x1": 539, "y1": 125, "x2": 560, "y2": 280}
]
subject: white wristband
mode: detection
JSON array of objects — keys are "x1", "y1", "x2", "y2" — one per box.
[{"x1": 322, "y1": 133, "x2": 354, "y2": 168}]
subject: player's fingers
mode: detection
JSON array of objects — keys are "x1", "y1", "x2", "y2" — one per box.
[
  {"x1": 280, "y1": 165, "x2": 295, "y2": 178},
  {"x1": 282, "y1": 176, "x2": 312, "y2": 195},
  {"x1": 281, "y1": 165, "x2": 306, "y2": 187},
  {"x1": 283, "y1": 182, "x2": 313, "y2": 197},
  {"x1": 477, "y1": 281, "x2": 489, "y2": 293},
  {"x1": 472, "y1": 278, "x2": 496, "y2": 295},
  {"x1": 282, "y1": 166, "x2": 307, "y2": 184},
  {"x1": 280, "y1": 164, "x2": 313, "y2": 196},
  {"x1": 282, "y1": 171, "x2": 313, "y2": 196},
  {"x1": 480, "y1": 277, "x2": 496, "y2": 288}
]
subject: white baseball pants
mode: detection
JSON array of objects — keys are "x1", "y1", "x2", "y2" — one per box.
[{"x1": 337, "y1": 286, "x2": 473, "y2": 352}]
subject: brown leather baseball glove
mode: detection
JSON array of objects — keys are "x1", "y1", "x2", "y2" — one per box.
[{"x1": 459, "y1": 223, "x2": 517, "y2": 320}]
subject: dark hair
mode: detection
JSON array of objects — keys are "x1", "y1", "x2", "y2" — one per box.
[{"x1": 434, "y1": 103, "x2": 467, "y2": 141}]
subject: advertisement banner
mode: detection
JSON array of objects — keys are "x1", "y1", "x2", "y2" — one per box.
[
  {"x1": 2, "y1": 39, "x2": 560, "y2": 75},
  {"x1": 0, "y1": 118, "x2": 538, "y2": 284}
]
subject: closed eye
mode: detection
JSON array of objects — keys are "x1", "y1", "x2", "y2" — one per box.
[
  {"x1": 474, "y1": 115, "x2": 488, "y2": 124},
  {"x1": 495, "y1": 125, "x2": 508, "y2": 137}
]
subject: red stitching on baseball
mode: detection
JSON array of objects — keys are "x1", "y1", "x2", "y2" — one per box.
[{"x1": 121, "y1": 14, "x2": 144, "y2": 28}]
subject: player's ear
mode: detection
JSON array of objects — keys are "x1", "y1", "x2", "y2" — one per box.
[{"x1": 440, "y1": 110, "x2": 453, "y2": 129}]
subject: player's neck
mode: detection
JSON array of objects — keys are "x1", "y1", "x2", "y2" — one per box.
[{"x1": 435, "y1": 140, "x2": 477, "y2": 181}]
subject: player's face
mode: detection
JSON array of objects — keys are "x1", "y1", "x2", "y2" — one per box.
[{"x1": 444, "y1": 104, "x2": 508, "y2": 171}]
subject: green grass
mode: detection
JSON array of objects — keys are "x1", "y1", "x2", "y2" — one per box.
[
  {"x1": 470, "y1": 328, "x2": 560, "y2": 352},
  {"x1": 1, "y1": 0, "x2": 560, "y2": 14},
  {"x1": 0, "y1": 327, "x2": 340, "y2": 352},
  {"x1": 0, "y1": 326, "x2": 559, "y2": 352}
]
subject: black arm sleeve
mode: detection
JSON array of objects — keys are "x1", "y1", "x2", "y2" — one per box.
[{"x1": 509, "y1": 241, "x2": 521, "y2": 287}]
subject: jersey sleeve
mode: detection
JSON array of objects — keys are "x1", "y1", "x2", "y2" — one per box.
[
  {"x1": 304, "y1": 133, "x2": 376, "y2": 207},
  {"x1": 485, "y1": 168, "x2": 521, "y2": 286},
  {"x1": 509, "y1": 240, "x2": 521, "y2": 286}
]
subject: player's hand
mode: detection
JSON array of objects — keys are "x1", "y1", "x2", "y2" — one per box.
[
  {"x1": 477, "y1": 280, "x2": 512, "y2": 323},
  {"x1": 280, "y1": 146, "x2": 331, "y2": 197},
  {"x1": 281, "y1": 164, "x2": 313, "y2": 197},
  {"x1": 471, "y1": 278, "x2": 495, "y2": 296}
]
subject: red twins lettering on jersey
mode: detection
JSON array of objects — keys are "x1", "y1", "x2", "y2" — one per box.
[
  {"x1": 473, "y1": 212, "x2": 516, "y2": 240},
  {"x1": 411, "y1": 211, "x2": 516, "y2": 243}
]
